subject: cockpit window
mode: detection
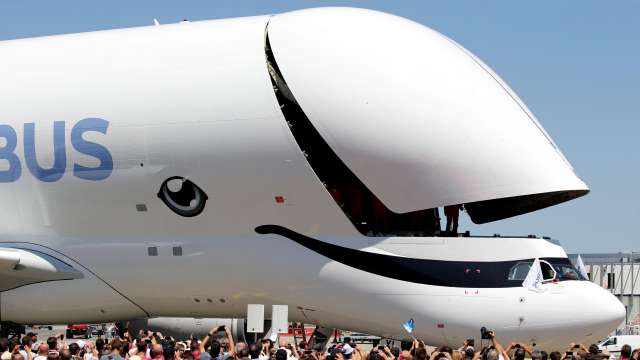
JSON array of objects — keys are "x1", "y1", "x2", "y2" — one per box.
[
  {"x1": 508, "y1": 260, "x2": 557, "y2": 282},
  {"x1": 540, "y1": 260, "x2": 556, "y2": 281},
  {"x1": 552, "y1": 263, "x2": 582, "y2": 280},
  {"x1": 507, "y1": 262, "x2": 532, "y2": 280}
]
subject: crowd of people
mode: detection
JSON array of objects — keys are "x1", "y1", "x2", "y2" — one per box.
[{"x1": 0, "y1": 327, "x2": 639, "y2": 360}]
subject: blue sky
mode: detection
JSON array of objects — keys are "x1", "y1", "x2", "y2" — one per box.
[{"x1": 1, "y1": 1, "x2": 638, "y2": 253}]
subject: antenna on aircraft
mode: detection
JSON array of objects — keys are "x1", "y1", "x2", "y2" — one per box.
[{"x1": 153, "y1": 19, "x2": 160, "y2": 26}]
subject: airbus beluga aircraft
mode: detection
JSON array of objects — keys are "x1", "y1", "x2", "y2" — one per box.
[{"x1": 0, "y1": 7, "x2": 624, "y2": 348}]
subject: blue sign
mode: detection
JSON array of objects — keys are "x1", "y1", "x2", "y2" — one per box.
[
  {"x1": 0, "y1": 118, "x2": 113, "y2": 182},
  {"x1": 402, "y1": 318, "x2": 415, "y2": 334}
]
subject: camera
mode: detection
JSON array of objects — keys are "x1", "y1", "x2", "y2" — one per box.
[{"x1": 480, "y1": 327, "x2": 493, "y2": 340}]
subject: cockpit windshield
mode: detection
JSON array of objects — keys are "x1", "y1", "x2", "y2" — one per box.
[
  {"x1": 506, "y1": 258, "x2": 585, "y2": 282},
  {"x1": 553, "y1": 263, "x2": 582, "y2": 280}
]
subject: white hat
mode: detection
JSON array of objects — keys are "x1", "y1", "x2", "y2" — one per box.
[
  {"x1": 76, "y1": 340, "x2": 86, "y2": 349},
  {"x1": 342, "y1": 344, "x2": 354, "y2": 355}
]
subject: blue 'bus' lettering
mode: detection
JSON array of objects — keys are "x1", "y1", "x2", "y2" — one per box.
[
  {"x1": 24, "y1": 121, "x2": 67, "y2": 182},
  {"x1": 71, "y1": 118, "x2": 113, "y2": 181},
  {"x1": 0, "y1": 124, "x2": 21, "y2": 183},
  {"x1": 0, "y1": 118, "x2": 113, "y2": 182}
]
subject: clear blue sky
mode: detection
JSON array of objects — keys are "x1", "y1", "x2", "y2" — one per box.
[{"x1": 1, "y1": 1, "x2": 638, "y2": 253}]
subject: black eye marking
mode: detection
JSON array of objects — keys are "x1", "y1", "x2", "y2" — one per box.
[{"x1": 157, "y1": 176, "x2": 208, "y2": 217}]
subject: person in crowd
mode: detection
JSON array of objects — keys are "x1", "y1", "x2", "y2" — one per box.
[
  {"x1": 182, "y1": 341, "x2": 197, "y2": 360},
  {"x1": 60, "y1": 350, "x2": 72, "y2": 360},
  {"x1": 33, "y1": 343, "x2": 49, "y2": 360},
  {"x1": 414, "y1": 347, "x2": 428, "y2": 360},
  {"x1": 25, "y1": 334, "x2": 38, "y2": 353},
  {"x1": 532, "y1": 350, "x2": 548, "y2": 360},
  {"x1": 121, "y1": 342, "x2": 131, "y2": 360},
  {"x1": 67, "y1": 344, "x2": 81, "y2": 360},
  {"x1": 95, "y1": 341, "x2": 106, "y2": 360},
  {"x1": 389, "y1": 348, "x2": 400, "y2": 360},
  {"x1": 46, "y1": 339, "x2": 58, "y2": 356},
  {"x1": 620, "y1": 346, "x2": 632, "y2": 360},
  {"x1": 199, "y1": 326, "x2": 234, "y2": 360},
  {"x1": 505, "y1": 343, "x2": 533, "y2": 360},
  {"x1": 259, "y1": 340, "x2": 273, "y2": 360},
  {"x1": 0, "y1": 338, "x2": 10, "y2": 360},
  {"x1": 341, "y1": 344, "x2": 354, "y2": 360},
  {"x1": 584, "y1": 345, "x2": 602, "y2": 360},
  {"x1": 175, "y1": 343, "x2": 186, "y2": 360},
  {"x1": 151, "y1": 344, "x2": 164, "y2": 360},
  {"x1": 234, "y1": 347, "x2": 249, "y2": 360},
  {"x1": 19, "y1": 336, "x2": 33, "y2": 360},
  {"x1": 129, "y1": 339, "x2": 148, "y2": 360},
  {"x1": 277, "y1": 340, "x2": 299, "y2": 360},
  {"x1": 234, "y1": 344, "x2": 247, "y2": 358},
  {"x1": 247, "y1": 344, "x2": 260, "y2": 360},
  {"x1": 84, "y1": 342, "x2": 99, "y2": 360},
  {"x1": 275, "y1": 350, "x2": 289, "y2": 360},
  {"x1": 474, "y1": 331, "x2": 509, "y2": 360},
  {"x1": 398, "y1": 339, "x2": 413, "y2": 360},
  {"x1": 99, "y1": 340, "x2": 124, "y2": 360},
  {"x1": 550, "y1": 352, "x2": 562, "y2": 360},
  {"x1": 460, "y1": 346, "x2": 473, "y2": 360}
]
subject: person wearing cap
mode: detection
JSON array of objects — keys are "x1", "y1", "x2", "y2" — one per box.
[{"x1": 341, "y1": 345, "x2": 354, "y2": 360}]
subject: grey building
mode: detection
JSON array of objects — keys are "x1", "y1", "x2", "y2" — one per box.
[{"x1": 569, "y1": 253, "x2": 640, "y2": 333}]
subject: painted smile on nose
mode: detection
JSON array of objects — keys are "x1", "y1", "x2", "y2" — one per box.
[{"x1": 256, "y1": 225, "x2": 575, "y2": 288}]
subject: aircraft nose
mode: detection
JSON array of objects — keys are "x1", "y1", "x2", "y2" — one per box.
[
  {"x1": 580, "y1": 281, "x2": 626, "y2": 332},
  {"x1": 525, "y1": 281, "x2": 625, "y2": 349}
]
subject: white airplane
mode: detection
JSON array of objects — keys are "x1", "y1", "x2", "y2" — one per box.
[{"x1": 0, "y1": 7, "x2": 624, "y2": 349}]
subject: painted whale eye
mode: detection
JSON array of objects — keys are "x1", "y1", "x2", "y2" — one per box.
[{"x1": 158, "y1": 176, "x2": 208, "y2": 217}]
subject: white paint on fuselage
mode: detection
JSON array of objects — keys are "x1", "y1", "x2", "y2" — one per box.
[{"x1": 0, "y1": 8, "x2": 624, "y2": 351}]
